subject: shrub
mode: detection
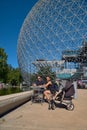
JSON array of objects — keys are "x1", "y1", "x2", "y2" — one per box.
[{"x1": 0, "y1": 87, "x2": 22, "y2": 96}]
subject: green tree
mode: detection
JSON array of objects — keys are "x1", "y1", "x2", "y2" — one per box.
[
  {"x1": 0, "y1": 48, "x2": 8, "y2": 83},
  {"x1": 0, "y1": 47, "x2": 23, "y2": 87},
  {"x1": 28, "y1": 66, "x2": 56, "y2": 85},
  {"x1": 30, "y1": 73, "x2": 37, "y2": 85},
  {"x1": 7, "y1": 66, "x2": 23, "y2": 86},
  {"x1": 37, "y1": 66, "x2": 56, "y2": 82}
]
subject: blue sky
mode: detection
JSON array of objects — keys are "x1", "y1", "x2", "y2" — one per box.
[{"x1": 0, "y1": 0, "x2": 38, "y2": 68}]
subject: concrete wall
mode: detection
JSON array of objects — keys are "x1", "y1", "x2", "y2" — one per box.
[{"x1": 0, "y1": 91, "x2": 32, "y2": 117}]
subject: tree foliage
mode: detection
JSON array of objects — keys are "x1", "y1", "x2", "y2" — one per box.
[
  {"x1": 7, "y1": 66, "x2": 23, "y2": 86},
  {"x1": 37, "y1": 66, "x2": 56, "y2": 82},
  {"x1": 0, "y1": 48, "x2": 23, "y2": 85},
  {"x1": 0, "y1": 48, "x2": 8, "y2": 82},
  {"x1": 28, "y1": 66, "x2": 56, "y2": 85}
]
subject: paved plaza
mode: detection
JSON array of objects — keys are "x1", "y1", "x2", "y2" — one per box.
[{"x1": 0, "y1": 89, "x2": 87, "y2": 130}]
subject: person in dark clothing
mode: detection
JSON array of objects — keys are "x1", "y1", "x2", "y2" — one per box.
[
  {"x1": 31, "y1": 76, "x2": 45, "y2": 102},
  {"x1": 43, "y1": 76, "x2": 56, "y2": 110},
  {"x1": 43, "y1": 76, "x2": 53, "y2": 101},
  {"x1": 35, "y1": 76, "x2": 45, "y2": 86}
]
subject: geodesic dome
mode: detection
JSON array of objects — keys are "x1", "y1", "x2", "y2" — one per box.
[{"x1": 17, "y1": 0, "x2": 87, "y2": 84}]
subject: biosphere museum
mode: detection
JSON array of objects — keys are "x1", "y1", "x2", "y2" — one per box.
[{"x1": 17, "y1": 0, "x2": 87, "y2": 84}]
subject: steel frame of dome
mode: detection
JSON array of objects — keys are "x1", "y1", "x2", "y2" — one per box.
[
  {"x1": 17, "y1": 0, "x2": 87, "y2": 83},
  {"x1": 62, "y1": 41, "x2": 87, "y2": 62}
]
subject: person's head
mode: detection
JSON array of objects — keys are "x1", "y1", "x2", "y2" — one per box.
[
  {"x1": 37, "y1": 76, "x2": 42, "y2": 81},
  {"x1": 46, "y1": 76, "x2": 51, "y2": 82}
]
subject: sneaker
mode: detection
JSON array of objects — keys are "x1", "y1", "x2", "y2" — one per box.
[
  {"x1": 50, "y1": 100, "x2": 55, "y2": 110},
  {"x1": 48, "y1": 102, "x2": 51, "y2": 110}
]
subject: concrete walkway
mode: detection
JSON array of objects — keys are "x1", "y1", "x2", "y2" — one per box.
[{"x1": 0, "y1": 89, "x2": 87, "y2": 130}]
